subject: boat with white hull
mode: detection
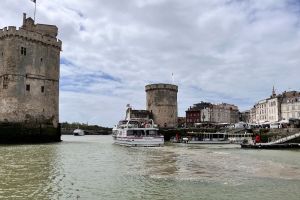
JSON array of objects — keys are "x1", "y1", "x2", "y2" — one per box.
[
  {"x1": 112, "y1": 119, "x2": 164, "y2": 147},
  {"x1": 73, "y1": 128, "x2": 85, "y2": 136},
  {"x1": 173, "y1": 132, "x2": 230, "y2": 144}
]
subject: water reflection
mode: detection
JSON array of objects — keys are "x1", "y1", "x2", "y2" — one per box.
[{"x1": 0, "y1": 144, "x2": 62, "y2": 199}]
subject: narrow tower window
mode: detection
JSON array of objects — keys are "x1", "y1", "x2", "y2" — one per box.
[
  {"x1": 41, "y1": 86, "x2": 44, "y2": 93},
  {"x1": 26, "y1": 84, "x2": 30, "y2": 91},
  {"x1": 3, "y1": 75, "x2": 8, "y2": 89},
  {"x1": 21, "y1": 47, "x2": 27, "y2": 56}
]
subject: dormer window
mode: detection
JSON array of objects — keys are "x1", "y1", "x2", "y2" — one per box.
[{"x1": 21, "y1": 47, "x2": 27, "y2": 56}]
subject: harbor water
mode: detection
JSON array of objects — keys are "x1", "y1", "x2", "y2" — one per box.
[{"x1": 0, "y1": 135, "x2": 299, "y2": 200}]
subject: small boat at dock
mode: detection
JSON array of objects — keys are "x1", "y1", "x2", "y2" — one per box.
[{"x1": 73, "y1": 129, "x2": 85, "y2": 136}]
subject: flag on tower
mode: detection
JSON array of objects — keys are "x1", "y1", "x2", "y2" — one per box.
[{"x1": 30, "y1": 0, "x2": 37, "y2": 22}]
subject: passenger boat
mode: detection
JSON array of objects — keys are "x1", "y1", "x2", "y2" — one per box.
[
  {"x1": 173, "y1": 132, "x2": 230, "y2": 144},
  {"x1": 73, "y1": 129, "x2": 85, "y2": 136},
  {"x1": 228, "y1": 132, "x2": 253, "y2": 144},
  {"x1": 112, "y1": 119, "x2": 164, "y2": 147}
]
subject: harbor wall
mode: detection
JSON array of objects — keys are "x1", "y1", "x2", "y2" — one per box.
[
  {"x1": 160, "y1": 127, "x2": 300, "y2": 143},
  {"x1": 0, "y1": 122, "x2": 61, "y2": 144},
  {"x1": 0, "y1": 14, "x2": 62, "y2": 143}
]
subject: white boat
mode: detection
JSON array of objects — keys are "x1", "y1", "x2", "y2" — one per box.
[
  {"x1": 174, "y1": 132, "x2": 230, "y2": 144},
  {"x1": 73, "y1": 129, "x2": 85, "y2": 136},
  {"x1": 112, "y1": 119, "x2": 164, "y2": 147},
  {"x1": 228, "y1": 132, "x2": 253, "y2": 144}
]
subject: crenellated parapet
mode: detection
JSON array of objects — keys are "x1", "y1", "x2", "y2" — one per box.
[
  {"x1": 145, "y1": 83, "x2": 178, "y2": 92},
  {"x1": 0, "y1": 26, "x2": 62, "y2": 50}
]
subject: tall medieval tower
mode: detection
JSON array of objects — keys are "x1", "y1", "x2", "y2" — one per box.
[
  {"x1": 145, "y1": 83, "x2": 178, "y2": 128},
  {"x1": 0, "y1": 14, "x2": 61, "y2": 141}
]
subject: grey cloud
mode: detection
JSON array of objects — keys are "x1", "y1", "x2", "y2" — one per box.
[{"x1": 1, "y1": 0, "x2": 299, "y2": 126}]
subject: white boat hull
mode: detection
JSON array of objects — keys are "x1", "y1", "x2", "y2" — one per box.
[
  {"x1": 73, "y1": 129, "x2": 85, "y2": 136},
  {"x1": 114, "y1": 136, "x2": 164, "y2": 147},
  {"x1": 186, "y1": 140, "x2": 231, "y2": 144}
]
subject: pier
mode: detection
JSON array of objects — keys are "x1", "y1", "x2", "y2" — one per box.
[{"x1": 241, "y1": 132, "x2": 300, "y2": 149}]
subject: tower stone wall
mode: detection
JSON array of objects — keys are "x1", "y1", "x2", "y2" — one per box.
[
  {"x1": 145, "y1": 83, "x2": 178, "y2": 128},
  {"x1": 0, "y1": 14, "x2": 61, "y2": 131}
]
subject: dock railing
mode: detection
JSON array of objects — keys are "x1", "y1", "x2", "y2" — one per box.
[{"x1": 267, "y1": 132, "x2": 300, "y2": 145}]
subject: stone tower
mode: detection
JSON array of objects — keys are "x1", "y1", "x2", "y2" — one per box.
[
  {"x1": 145, "y1": 83, "x2": 178, "y2": 128},
  {"x1": 0, "y1": 14, "x2": 62, "y2": 142}
]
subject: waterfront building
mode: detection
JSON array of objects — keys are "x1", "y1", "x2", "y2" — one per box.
[
  {"x1": 185, "y1": 102, "x2": 212, "y2": 127},
  {"x1": 281, "y1": 91, "x2": 300, "y2": 121},
  {"x1": 0, "y1": 13, "x2": 62, "y2": 142},
  {"x1": 255, "y1": 99, "x2": 268, "y2": 123},
  {"x1": 185, "y1": 102, "x2": 239, "y2": 127},
  {"x1": 266, "y1": 97, "x2": 280, "y2": 122},
  {"x1": 239, "y1": 110, "x2": 250, "y2": 123},
  {"x1": 250, "y1": 107, "x2": 256, "y2": 123},
  {"x1": 145, "y1": 83, "x2": 178, "y2": 128},
  {"x1": 249, "y1": 88, "x2": 300, "y2": 124},
  {"x1": 211, "y1": 103, "x2": 239, "y2": 124}
]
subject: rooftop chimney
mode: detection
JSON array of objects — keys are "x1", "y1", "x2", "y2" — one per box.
[{"x1": 23, "y1": 13, "x2": 26, "y2": 25}]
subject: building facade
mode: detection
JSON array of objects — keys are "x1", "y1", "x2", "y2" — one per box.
[
  {"x1": 211, "y1": 103, "x2": 239, "y2": 124},
  {"x1": 249, "y1": 89, "x2": 300, "y2": 123},
  {"x1": 239, "y1": 110, "x2": 250, "y2": 123},
  {"x1": 185, "y1": 102, "x2": 211, "y2": 127},
  {"x1": 186, "y1": 102, "x2": 239, "y2": 127},
  {"x1": 281, "y1": 91, "x2": 300, "y2": 121}
]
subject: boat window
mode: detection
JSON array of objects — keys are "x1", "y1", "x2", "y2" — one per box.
[
  {"x1": 148, "y1": 130, "x2": 157, "y2": 136},
  {"x1": 119, "y1": 120, "x2": 128, "y2": 125},
  {"x1": 127, "y1": 130, "x2": 134, "y2": 136},
  {"x1": 133, "y1": 130, "x2": 144, "y2": 136}
]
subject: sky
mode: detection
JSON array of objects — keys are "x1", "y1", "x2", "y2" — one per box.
[{"x1": 1, "y1": 0, "x2": 300, "y2": 127}]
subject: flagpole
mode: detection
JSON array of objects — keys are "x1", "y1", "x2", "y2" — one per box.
[{"x1": 34, "y1": 1, "x2": 36, "y2": 22}]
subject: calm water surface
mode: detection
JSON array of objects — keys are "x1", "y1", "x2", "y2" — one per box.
[{"x1": 0, "y1": 135, "x2": 299, "y2": 200}]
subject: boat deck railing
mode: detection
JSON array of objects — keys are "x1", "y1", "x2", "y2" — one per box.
[{"x1": 117, "y1": 119, "x2": 158, "y2": 129}]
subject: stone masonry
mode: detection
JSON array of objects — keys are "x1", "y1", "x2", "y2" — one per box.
[
  {"x1": 145, "y1": 83, "x2": 178, "y2": 128},
  {"x1": 0, "y1": 14, "x2": 61, "y2": 129}
]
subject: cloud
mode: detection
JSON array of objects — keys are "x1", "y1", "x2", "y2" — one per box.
[{"x1": 1, "y1": 0, "x2": 300, "y2": 126}]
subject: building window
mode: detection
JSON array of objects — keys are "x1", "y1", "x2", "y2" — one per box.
[
  {"x1": 21, "y1": 47, "x2": 27, "y2": 56},
  {"x1": 41, "y1": 86, "x2": 44, "y2": 93},
  {"x1": 26, "y1": 84, "x2": 30, "y2": 91},
  {"x1": 40, "y1": 58, "x2": 43, "y2": 63}
]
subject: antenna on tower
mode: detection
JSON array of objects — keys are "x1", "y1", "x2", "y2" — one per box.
[{"x1": 171, "y1": 73, "x2": 175, "y2": 84}]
